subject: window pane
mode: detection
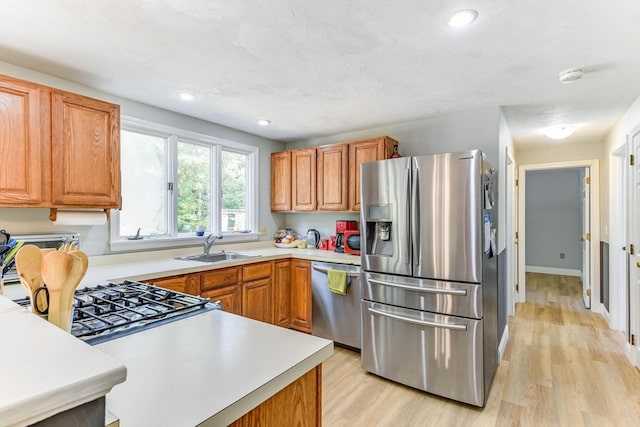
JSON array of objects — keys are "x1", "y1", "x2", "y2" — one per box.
[
  {"x1": 221, "y1": 150, "x2": 247, "y2": 232},
  {"x1": 177, "y1": 142, "x2": 210, "y2": 234},
  {"x1": 120, "y1": 130, "x2": 168, "y2": 236}
]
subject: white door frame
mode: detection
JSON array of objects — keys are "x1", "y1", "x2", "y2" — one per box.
[
  {"x1": 609, "y1": 142, "x2": 629, "y2": 331},
  {"x1": 517, "y1": 159, "x2": 601, "y2": 308},
  {"x1": 505, "y1": 147, "x2": 516, "y2": 316}
]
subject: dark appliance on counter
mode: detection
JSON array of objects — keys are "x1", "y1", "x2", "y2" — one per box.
[
  {"x1": 334, "y1": 220, "x2": 358, "y2": 253},
  {"x1": 13, "y1": 280, "x2": 221, "y2": 345},
  {"x1": 360, "y1": 150, "x2": 498, "y2": 407},
  {"x1": 343, "y1": 230, "x2": 361, "y2": 256}
]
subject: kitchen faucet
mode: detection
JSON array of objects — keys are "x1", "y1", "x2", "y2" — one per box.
[{"x1": 203, "y1": 234, "x2": 223, "y2": 255}]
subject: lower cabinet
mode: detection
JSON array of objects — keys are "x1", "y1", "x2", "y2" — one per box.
[
  {"x1": 200, "y1": 267, "x2": 243, "y2": 315},
  {"x1": 273, "y1": 260, "x2": 291, "y2": 328},
  {"x1": 150, "y1": 258, "x2": 313, "y2": 331},
  {"x1": 150, "y1": 274, "x2": 199, "y2": 296},
  {"x1": 202, "y1": 284, "x2": 242, "y2": 315},
  {"x1": 229, "y1": 365, "x2": 321, "y2": 427},
  {"x1": 290, "y1": 259, "x2": 312, "y2": 333}
]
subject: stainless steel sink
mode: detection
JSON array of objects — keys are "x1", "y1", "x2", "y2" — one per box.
[{"x1": 176, "y1": 251, "x2": 255, "y2": 263}]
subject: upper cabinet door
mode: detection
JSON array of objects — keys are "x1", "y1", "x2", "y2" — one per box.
[
  {"x1": 271, "y1": 151, "x2": 292, "y2": 211},
  {"x1": 349, "y1": 136, "x2": 397, "y2": 211},
  {"x1": 317, "y1": 143, "x2": 348, "y2": 211},
  {"x1": 0, "y1": 76, "x2": 50, "y2": 206},
  {"x1": 51, "y1": 91, "x2": 121, "y2": 208},
  {"x1": 291, "y1": 148, "x2": 316, "y2": 211}
]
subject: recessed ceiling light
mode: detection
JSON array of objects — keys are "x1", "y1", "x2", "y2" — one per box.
[
  {"x1": 448, "y1": 9, "x2": 478, "y2": 28},
  {"x1": 178, "y1": 92, "x2": 197, "y2": 101},
  {"x1": 558, "y1": 68, "x2": 584, "y2": 84},
  {"x1": 544, "y1": 125, "x2": 577, "y2": 140},
  {"x1": 256, "y1": 119, "x2": 271, "y2": 126}
]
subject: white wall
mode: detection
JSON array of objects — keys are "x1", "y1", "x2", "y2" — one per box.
[
  {"x1": 283, "y1": 106, "x2": 501, "y2": 238},
  {"x1": 0, "y1": 61, "x2": 286, "y2": 255},
  {"x1": 525, "y1": 169, "x2": 583, "y2": 273}
]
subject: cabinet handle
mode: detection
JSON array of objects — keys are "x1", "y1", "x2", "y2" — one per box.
[
  {"x1": 368, "y1": 307, "x2": 467, "y2": 331},
  {"x1": 368, "y1": 279, "x2": 467, "y2": 296}
]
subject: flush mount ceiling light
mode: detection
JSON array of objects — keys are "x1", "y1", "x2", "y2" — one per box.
[
  {"x1": 256, "y1": 118, "x2": 271, "y2": 126},
  {"x1": 448, "y1": 9, "x2": 478, "y2": 28},
  {"x1": 544, "y1": 125, "x2": 577, "y2": 140},
  {"x1": 558, "y1": 68, "x2": 584, "y2": 84},
  {"x1": 178, "y1": 92, "x2": 197, "y2": 101}
]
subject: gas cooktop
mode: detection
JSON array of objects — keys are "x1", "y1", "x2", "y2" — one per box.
[{"x1": 13, "y1": 280, "x2": 221, "y2": 345}]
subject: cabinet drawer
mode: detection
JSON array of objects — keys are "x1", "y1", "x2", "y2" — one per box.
[
  {"x1": 201, "y1": 267, "x2": 241, "y2": 291},
  {"x1": 151, "y1": 275, "x2": 188, "y2": 293},
  {"x1": 241, "y1": 261, "x2": 272, "y2": 281}
]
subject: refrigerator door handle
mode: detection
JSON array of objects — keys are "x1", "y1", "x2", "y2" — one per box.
[
  {"x1": 411, "y1": 163, "x2": 420, "y2": 266},
  {"x1": 403, "y1": 167, "x2": 411, "y2": 265},
  {"x1": 368, "y1": 307, "x2": 468, "y2": 331},
  {"x1": 368, "y1": 278, "x2": 468, "y2": 296}
]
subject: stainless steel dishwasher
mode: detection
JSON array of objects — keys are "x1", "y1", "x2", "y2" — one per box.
[{"x1": 311, "y1": 261, "x2": 362, "y2": 350}]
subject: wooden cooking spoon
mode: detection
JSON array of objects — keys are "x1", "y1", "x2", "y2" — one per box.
[
  {"x1": 15, "y1": 245, "x2": 46, "y2": 311},
  {"x1": 62, "y1": 250, "x2": 88, "y2": 308},
  {"x1": 57, "y1": 252, "x2": 86, "y2": 330},
  {"x1": 41, "y1": 250, "x2": 72, "y2": 330}
]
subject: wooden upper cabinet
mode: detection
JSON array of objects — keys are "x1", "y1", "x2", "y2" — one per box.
[
  {"x1": 317, "y1": 143, "x2": 348, "y2": 211},
  {"x1": 291, "y1": 148, "x2": 316, "y2": 211},
  {"x1": 270, "y1": 151, "x2": 291, "y2": 211},
  {"x1": 0, "y1": 75, "x2": 50, "y2": 206},
  {"x1": 51, "y1": 90, "x2": 121, "y2": 208},
  {"x1": 0, "y1": 74, "x2": 121, "y2": 209},
  {"x1": 348, "y1": 136, "x2": 397, "y2": 211}
]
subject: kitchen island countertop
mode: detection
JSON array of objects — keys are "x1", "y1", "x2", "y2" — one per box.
[
  {"x1": 0, "y1": 297, "x2": 127, "y2": 427},
  {"x1": 95, "y1": 308, "x2": 333, "y2": 426}
]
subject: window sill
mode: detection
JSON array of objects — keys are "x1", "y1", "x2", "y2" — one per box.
[{"x1": 109, "y1": 233, "x2": 260, "y2": 253}]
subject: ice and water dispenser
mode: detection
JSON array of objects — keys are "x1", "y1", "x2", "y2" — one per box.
[{"x1": 364, "y1": 204, "x2": 394, "y2": 256}]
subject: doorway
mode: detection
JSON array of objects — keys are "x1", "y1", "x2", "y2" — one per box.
[{"x1": 517, "y1": 160, "x2": 600, "y2": 308}]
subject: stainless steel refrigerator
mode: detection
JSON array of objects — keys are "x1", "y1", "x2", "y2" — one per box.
[{"x1": 360, "y1": 149, "x2": 498, "y2": 407}]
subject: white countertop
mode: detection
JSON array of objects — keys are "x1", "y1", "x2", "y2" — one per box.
[
  {"x1": 96, "y1": 309, "x2": 333, "y2": 426},
  {"x1": 2, "y1": 244, "x2": 360, "y2": 300},
  {"x1": 0, "y1": 243, "x2": 345, "y2": 426},
  {"x1": 0, "y1": 300, "x2": 127, "y2": 427}
]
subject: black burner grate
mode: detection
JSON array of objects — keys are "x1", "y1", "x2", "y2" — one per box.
[{"x1": 13, "y1": 280, "x2": 219, "y2": 344}]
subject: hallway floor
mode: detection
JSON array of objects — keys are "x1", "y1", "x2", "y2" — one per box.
[{"x1": 322, "y1": 273, "x2": 640, "y2": 426}]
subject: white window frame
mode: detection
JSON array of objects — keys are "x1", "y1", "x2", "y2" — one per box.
[{"x1": 110, "y1": 116, "x2": 259, "y2": 252}]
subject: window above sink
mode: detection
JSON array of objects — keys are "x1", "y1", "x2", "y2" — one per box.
[{"x1": 109, "y1": 117, "x2": 259, "y2": 253}]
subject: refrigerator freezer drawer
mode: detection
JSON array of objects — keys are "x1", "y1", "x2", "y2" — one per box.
[
  {"x1": 361, "y1": 301, "x2": 485, "y2": 407},
  {"x1": 362, "y1": 272, "x2": 482, "y2": 318}
]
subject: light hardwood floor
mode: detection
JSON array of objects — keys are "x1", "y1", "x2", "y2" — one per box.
[{"x1": 322, "y1": 273, "x2": 640, "y2": 426}]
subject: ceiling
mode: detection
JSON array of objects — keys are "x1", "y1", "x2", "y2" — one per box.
[{"x1": 1, "y1": 1, "x2": 639, "y2": 150}]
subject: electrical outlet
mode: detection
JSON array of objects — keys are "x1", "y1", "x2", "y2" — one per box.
[
  {"x1": 259, "y1": 226, "x2": 267, "y2": 236},
  {"x1": 560, "y1": 252, "x2": 565, "y2": 259}
]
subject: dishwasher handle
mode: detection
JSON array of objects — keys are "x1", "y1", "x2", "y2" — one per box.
[
  {"x1": 367, "y1": 278, "x2": 467, "y2": 296},
  {"x1": 368, "y1": 307, "x2": 467, "y2": 331},
  {"x1": 312, "y1": 265, "x2": 361, "y2": 278}
]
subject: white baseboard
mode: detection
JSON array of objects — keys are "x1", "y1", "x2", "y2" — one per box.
[
  {"x1": 626, "y1": 342, "x2": 640, "y2": 370},
  {"x1": 525, "y1": 265, "x2": 582, "y2": 277},
  {"x1": 599, "y1": 303, "x2": 610, "y2": 323},
  {"x1": 498, "y1": 324, "x2": 509, "y2": 364}
]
